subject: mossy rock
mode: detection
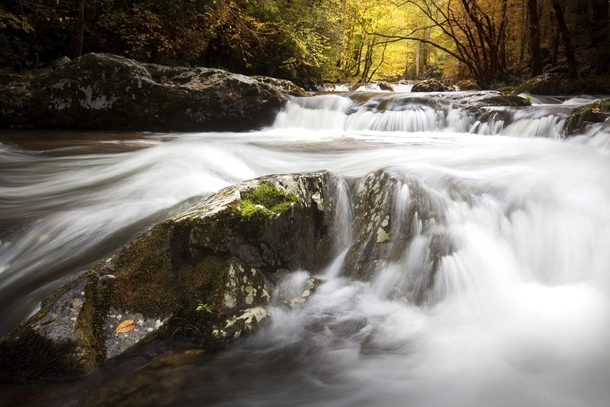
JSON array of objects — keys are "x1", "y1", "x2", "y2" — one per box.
[
  {"x1": 565, "y1": 99, "x2": 610, "y2": 135},
  {"x1": 3, "y1": 53, "x2": 307, "y2": 131},
  {"x1": 0, "y1": 172, "x2": 339, "y2": 381},
  {"x1": 411, "y1": 79, "x2": 452, "y2": 92},
  {"x1": 456, "y1": 79, "x2": 480, "y2": 91},
  {"x1": 240, "y1": 182, "x2": 299, "y2": 234},
  {"x1": 514, "y1": 73, "x2": 610, "y2": 96},
  {"x1": 478, "y1": 95, "x2": 531, "y2": 107}
]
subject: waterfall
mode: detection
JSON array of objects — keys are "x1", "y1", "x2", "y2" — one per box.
[{"x1": 273, "y1": 92, "x2": 596, "y2": 140}]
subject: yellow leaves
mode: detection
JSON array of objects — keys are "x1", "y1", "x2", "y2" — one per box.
[{"x1": 115, "y1": 319, "x2": 135, "y2": 333}]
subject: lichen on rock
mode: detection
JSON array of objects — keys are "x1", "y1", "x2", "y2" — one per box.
[{"x1": 2, "y1": 53, "x2": 307, "y2": 131}]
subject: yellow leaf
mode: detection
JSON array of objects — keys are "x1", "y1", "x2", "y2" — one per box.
[
  {"x1": 592, "y1": 107, "x2": 601, "y2": 114},
  {"x1": 115, "y1": 319, "x2": 135, "y2": 333}
]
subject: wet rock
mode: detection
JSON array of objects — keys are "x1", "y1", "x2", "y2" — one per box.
[
  {"x1": 1, "y1": 53, "x2": 306, "y2": 131},
  {"x1": 349, "y1": 82, "x2": 395, "y2": 92},
  {"x1": 411, "y1": 79, "x2": 452, "y2": 92},
  {"x1": 377, "y1": 81, "x2": 394, "y2": 91},
  {"x1": 565, "y1": 99, "x2": 610, "y2": 135},
  {"x1": 513, "y1": 73, "x2": 566, "y2": 95},
  {"x1": 514, "y1": 73, "x2": 610, "y2": 95},
  {"x1": 456, "y1": 79, "x2": 480, "y2": 91},
  {"x1": 341, "y1": 169, "x2": 454, "y2": 305},
  {"x1": 477, "y1": 95, "x2": 531, "y2": 107},
  {"x1": 0, "y1": 276, "x2": 97, "y2": 380},
  {"x1": 0, "y1": 172, "x2": 340, "y2": 381}
]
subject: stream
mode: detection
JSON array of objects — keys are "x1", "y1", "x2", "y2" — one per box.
[{"x1": 1, "y1": 91, "x2": 610, "y2": 406}]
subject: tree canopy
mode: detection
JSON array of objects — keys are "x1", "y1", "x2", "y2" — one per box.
[{"x1": 1, "y1": 0, "x2": 607, "y2": 87}]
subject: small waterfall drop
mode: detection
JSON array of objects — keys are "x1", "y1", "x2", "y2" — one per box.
[{"x1": 273, "y1": 92, "x2": 599, "y2": 140}]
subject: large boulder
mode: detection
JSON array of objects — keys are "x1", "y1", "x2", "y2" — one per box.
[
  {"x1": 514, "y1": 72, "x2": 610, "y2": 95},
  {"x1": 0, "y1": 172, "x2": 341, "y2": 381},
  {"x1": 1, "y1": 53, "x2": 307, "y2": 131},
  {"x1": 0, "y1": 169, "x2": 457, "y2": 381}
]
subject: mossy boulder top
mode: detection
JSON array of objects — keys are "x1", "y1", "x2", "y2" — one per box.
[{"x1": 0, "y1": 53, "x2": 307, "y2": 132}]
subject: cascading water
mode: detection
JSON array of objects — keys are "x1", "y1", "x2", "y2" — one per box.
[{"x1": 1, "y1": 91, "x2": 610, "y2": 406}]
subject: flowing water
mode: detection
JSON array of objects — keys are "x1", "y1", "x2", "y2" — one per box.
[{"x1": 1, "y1": 92, "x2": 610, "y2": 406}]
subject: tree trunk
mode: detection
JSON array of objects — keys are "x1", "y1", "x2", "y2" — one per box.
[
  {"x1": 72, "y1": 0, "x2": 85, "y2": 58},
  {"x1": 415, "y1": 41, "x2": 420, "y2": 79},
  {"x1": 590, "y1": 0, "x2": 609, "y2": 73},
  {"x1": 519, "y1": 0, "x2": 527, "y2": 63},
  {"x1": 552, "y1": 0, "x2": 578, "y2": 79},
  {"x1": 528, "y1": 0, "x2": 543, "y2": 77}
]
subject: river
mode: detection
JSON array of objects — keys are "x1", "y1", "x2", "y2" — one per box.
[{"x1": 1, "y1": 91, "x2": 610, "y2": 406}]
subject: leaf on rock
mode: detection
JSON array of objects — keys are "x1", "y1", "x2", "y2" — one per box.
[
  {"x1": 115, "y1": 319, "x2": 135, "y2": 333},
  {"x1": 592, "y1": 107, "x2": 601, "y2": 114}
]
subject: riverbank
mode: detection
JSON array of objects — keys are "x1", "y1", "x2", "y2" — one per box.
[{"x1": 3, "y1": 53, "x2": 610, "y2": 134}]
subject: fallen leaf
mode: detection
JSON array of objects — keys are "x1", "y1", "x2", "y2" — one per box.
[
  {"x1": 592, "y1": 107, "x2": 601, "y2": 114},
  {"x1": 115, "y1": 319, "x2": 135, "y2": 333}
]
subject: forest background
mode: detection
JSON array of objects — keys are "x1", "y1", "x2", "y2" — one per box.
[{"x1": 1, "y1": 0, "x2": 608, "y2": 88}]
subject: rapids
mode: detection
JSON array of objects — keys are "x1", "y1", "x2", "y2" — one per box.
[{"x1": 1, "y1": 91, "x2": 610, "y2": 406}]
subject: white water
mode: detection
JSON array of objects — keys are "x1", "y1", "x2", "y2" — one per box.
[{"x1": 1, "y1": 93, "x2": 610, "y2": 406}]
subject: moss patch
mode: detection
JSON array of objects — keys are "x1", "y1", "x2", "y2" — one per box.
[
  {"x1": 239, "y1": 182, "x2": 298, "y2": 232},
  {"x1": 241, "y1": 182, "x2": 298, "y2": 214},
  {"x1": 565, "y1": 98, "x2": 610, "y2": 135}
]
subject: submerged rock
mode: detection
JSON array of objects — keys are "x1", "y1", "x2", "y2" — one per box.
[
  {"x1": 0, "y1": 53, "x2": 306, "y2": 131},
  {"x1": 0, "y1": 172, "x2": 339, "y2": 381}
]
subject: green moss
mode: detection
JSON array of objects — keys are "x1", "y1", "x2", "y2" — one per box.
[
  {"x1": 240, "y1": 200, "x2": 272, "y2": 225},
  {"x1": 100, "y1": 218, "x2": 234, "y2": 344},
  {"x1": 241, "y1": 182, "x2": 298, "y2": 214},
  {"x1": 239, "y1": 182, "x2": 298, "y2": 234}
]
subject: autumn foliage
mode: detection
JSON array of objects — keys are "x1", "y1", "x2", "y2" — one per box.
[{"x1": 0, "y1": 0, "x2": 607, "y2": 86}]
